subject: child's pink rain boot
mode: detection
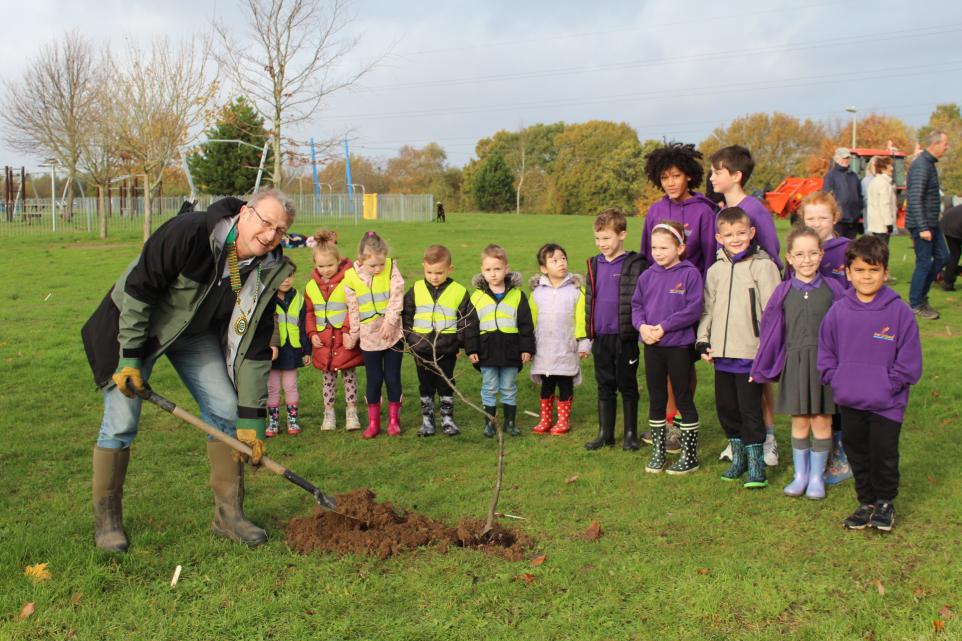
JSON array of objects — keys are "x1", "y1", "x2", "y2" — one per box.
[
  {"x1": 388, "y1": 401, "x2": 402, "y2": 436},
  {"x1": 363, "y1": 402, "x2": 381, "y2": 439}
]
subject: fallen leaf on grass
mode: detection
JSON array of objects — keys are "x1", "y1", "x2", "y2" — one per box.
[
  {"x1": 871, "y1": 579, "x2": 885, "y2": 596},
  {"x1": 939, "y1": 605, "x2": 955, "y2": 620},
  {"x1": 928, "y1": 475, "x2": 938, "y2": 484},
  {"x1": 23, "y1": 563, "x2": 51, "y2": 583},
  {"x1": 934, "y1": 619, "x2": 945, "y2": 633},
  {"x1": 582, "y1": 521, "x2": 602, "y2": 541},
  {"x1": 530, "y1": 555, "x2": 547, "y2": 567},
  {"x1": 565, "y1": 474, "x2": 579, "y2": 484},
  {"x1": 18, "y1": 602, "x2": 35, "y2": 620},
  {"x1": 932, "y1": 390, "x2": 941, "y2": 399},
  {"x1": 915, "y1": 588, "x2": 927, "y2": 597},
  {"x1": 70, "y1": 593, "x2": 82, "y2": 607},
  {"x1": 697, "y1": 568, "x2": 711, "y2": 576},
  {"x1": 515, "y1": 573, "x2": 536, "y2": 584}
]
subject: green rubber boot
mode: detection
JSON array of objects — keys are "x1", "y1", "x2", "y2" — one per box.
[
  {"x1": 720, "y1": 438, "x2": 746, "y2": 481},
  {"x1": 743, "y1": 442, "x2": 769, "y2": 489}
]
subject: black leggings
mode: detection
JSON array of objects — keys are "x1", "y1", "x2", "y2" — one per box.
[
  {"x1": 945, "y1": 233, "x2": 962, "y2": 286},
  {"x1": 540, "y1": 375, "x2": 573, "y2": 401},
  {"x1": 362, "y1": 342, "x2": 404, "y2": 404},
  {"x1": 644, "y1": 345, "x2": 698, "y2": 424},
  {"x1": 416, "y1": 354, "x2": 456, "y2": 397}
]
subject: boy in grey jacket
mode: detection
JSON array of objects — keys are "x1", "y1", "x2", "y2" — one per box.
[{"x1": 696, "y1": 207, "x2": 781, "y2": 488}]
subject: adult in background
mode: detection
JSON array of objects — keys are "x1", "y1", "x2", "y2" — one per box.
[
  {"x1": 860, "y1": 156, "x2": 877, "y2": 231},
  {"x1": 866, "y1": 156, "x2": 897, "y2": 246},
  {"x1": 822, "y1": 147, "x2": 863, "y2": 239},
  {"x1": 905, "y1": 129, "x2": 950, "y2": 319},
  {"x1": 436, "y1": 202, "x2": 446, "y2": 223},
  {"x1": 81, "y1": 190, "x2": 296, "y2": 552},
  {"x1": 940, "y1": 204, "x2": 962, "y2": 292}
]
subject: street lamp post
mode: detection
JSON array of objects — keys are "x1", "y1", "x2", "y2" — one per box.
[{"x1": 845, "y1": 106, "x2": 857, "y2": 149}]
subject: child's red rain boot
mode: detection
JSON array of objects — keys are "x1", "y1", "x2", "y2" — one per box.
[
  {"x1": 532, "y1": 396, "x2": 555, "y2": 433},
  {"x1": 550, "y1": 397, "x2": 572, "y2": 435},
  {"x1": 388, "y1": 401, "x2": 402, "y2": 436},
  {"x1": 363, "y1": 402, "x2": 381, "y2": 439}
]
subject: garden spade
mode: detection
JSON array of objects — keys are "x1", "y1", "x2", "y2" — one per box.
[{"x1": 135, "y1": 384, "x2": 354, "y2": 519}]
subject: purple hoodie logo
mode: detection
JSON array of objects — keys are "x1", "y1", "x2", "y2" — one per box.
[
  {"x1": 872, "y1": 326, "x2": 896, "y2": 342},
  {"x1": 831, "y1": 263, "x2": 845, "y2": 277},
  {"x1": 669, "y1": 281, "x2": 686, "y2": 295}
]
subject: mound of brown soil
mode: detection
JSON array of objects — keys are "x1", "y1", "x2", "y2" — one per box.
[{"x1": 285, "y1": 489, "x2": 533, "y2": 560}]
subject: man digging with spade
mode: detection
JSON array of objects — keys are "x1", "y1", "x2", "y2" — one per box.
[{"x1": 82, "y1": 190, "x2": 296, "y2": 552}]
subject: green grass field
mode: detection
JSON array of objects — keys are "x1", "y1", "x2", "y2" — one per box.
[{"x1": 2, "y1": 212, "x2": 960, "y2": 640}]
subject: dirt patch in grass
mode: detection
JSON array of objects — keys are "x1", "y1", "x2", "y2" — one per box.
[{"x1": 286, "y1": 488, "x2": 533, "y2": 560}]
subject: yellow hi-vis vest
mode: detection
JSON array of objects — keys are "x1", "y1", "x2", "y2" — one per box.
[
  {"x1": 275, "y1": 290, "x2": 303, "y2": 348},
  {"x1": 412, "y1": 280, "x2": 467, "y2": 334},
  {"x1": 470, "y1": 288, "x2": 521, "y2": 334},
  {"x1": 343, "y1": 258, "x2": 393, "y2": 323},
  {"x1": 304, "y1": 279, "x2": 348, "y2": 331}
]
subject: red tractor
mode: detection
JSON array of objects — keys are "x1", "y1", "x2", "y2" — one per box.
[{"x1": 765, "y1": 147, "x2": 909, "y2": 227}]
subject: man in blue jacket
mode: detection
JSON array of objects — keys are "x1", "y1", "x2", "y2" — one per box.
[
  {"x1": 822, "y1": 147, "x2": 863, "y2": 239},
  {"x1": 905, "y1": 130, "x2": 950, "y2": 319}
]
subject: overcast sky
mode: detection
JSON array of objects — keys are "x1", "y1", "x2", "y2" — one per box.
[{"x1": 1, "y1": 0, "x2": 960, "y2": 172}]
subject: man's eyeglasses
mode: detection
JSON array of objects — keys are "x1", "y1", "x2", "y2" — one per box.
[{"x1": 247, "y1": 204, "x2": 289, "y2": 241}]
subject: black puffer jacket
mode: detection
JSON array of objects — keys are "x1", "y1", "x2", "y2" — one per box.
[
  {"x1": 584, "y1": 251, "x2": 648, "y2": 341},
  {"x1": 905, "y1": 150, "x2": 942, "y2": 231},
  {"x1": 464, "y1": 272, "x2": 536, "y2": 370}
]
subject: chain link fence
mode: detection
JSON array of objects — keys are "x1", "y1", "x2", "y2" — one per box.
[{"x1": 0, "y1": 193, "x2": 435, "y2": 238}]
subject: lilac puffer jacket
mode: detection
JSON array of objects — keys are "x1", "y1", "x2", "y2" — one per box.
[{"x1": 529, "y1": 273, "x2": 591, "y2": 385}]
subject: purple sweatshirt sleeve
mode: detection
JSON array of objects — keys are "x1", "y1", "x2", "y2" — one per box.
[
  {"x1": 659, "y1": 268, "x2": 704, "y2": 333},
  {"x1": 750, "y1": 281, "x2": 791, "y2": 383},
  {"x1": 640, "y1": 212, "x2": 655, "y2": 262},
  {"x1": 753, "y1": 213, "x2": 783, "y2": 272},
  {"x1": 890, "y1": 307, "x2": 923, "y2": 391},
  {"x1": 817, "y1": 307, "x2": 839, "y2": 386},
  {"x1": 630, "y1": 272, "x2": 647, "y2": 330}
]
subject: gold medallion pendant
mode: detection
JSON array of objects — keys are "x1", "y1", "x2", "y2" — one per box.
[{"x1": 234, "y1": 314, "x2": 248, "y2": 335}]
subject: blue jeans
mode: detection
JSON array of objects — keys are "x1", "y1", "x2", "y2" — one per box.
[
  {"x1": 908, "y1": 228, "x2": 948, "y2": 308},
  {"x1": 97, "y1": 332, "x2": 238, "y2": 449},
  {"x1": 480, "y1": 366, "x2": 518, "y2": 406}
]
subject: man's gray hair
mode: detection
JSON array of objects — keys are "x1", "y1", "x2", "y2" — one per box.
[
  {"x1": 248, "y1": 188, "x2": 296, "y2": 219},
  {"x1": 926, "y1": 129, "x2": 947, "y2": 146}
]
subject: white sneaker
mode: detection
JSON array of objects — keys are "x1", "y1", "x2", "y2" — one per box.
[
  {"x1": 320, "y1": 409, "x2": 336, "y2": 431},
  {"x1": 345, "y1": 405, "x2": 361, "y2": 431},
  {"x1": 719, "y1": 442, "x2": 733, "y2": 461},
  {"x1": 763, "y1": 433, "x2": 779, "y2": 467}
]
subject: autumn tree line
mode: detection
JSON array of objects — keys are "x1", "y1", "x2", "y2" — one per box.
[{"x1": 2, "y1": 1, "x2": 961, "y2": 240}]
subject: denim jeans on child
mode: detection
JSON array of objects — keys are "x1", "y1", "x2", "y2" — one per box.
[
  {"x1": 98, "y1": 331, "x2": 239, "y2": 449},
  {"x1": 480, "y1": 366, "x2": 518, "y2": 406}
]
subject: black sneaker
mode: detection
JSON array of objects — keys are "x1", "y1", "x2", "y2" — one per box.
[
  {"x1": 843, "y1": 504, "x2": 875, "y2": 530},
  {"x1": 941, "y1": 282, "x2": 956, "y2": 292},
  {"x1": 869, "y1": 502, "x2": 895, "y2": 532}
]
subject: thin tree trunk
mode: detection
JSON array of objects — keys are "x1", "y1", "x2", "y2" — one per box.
[
  {"x1": 97, "y1": 184, "x2": 107, "y2": 239},
  {"x1": 483, "y1": 420, "x2": 506, "y2": 535},
  {"x1": 142, "y1": 173, "x2": 151, "y2": 242}
]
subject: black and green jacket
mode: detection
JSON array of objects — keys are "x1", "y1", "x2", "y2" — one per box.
[{"x1": 81, "y1": 197, "x2": 293, "y2": 438}]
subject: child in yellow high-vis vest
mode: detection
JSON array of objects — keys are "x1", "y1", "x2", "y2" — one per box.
[
  {"x1": 344, "y1": 231, "x2": 406, "y2": 438},
  {"x1": 267, "y1": 257, "x2": 311, "y2": 437},
  {"x1": 465, "y1": 244, "x2": 536, "y2": 438},
  {"x1": 402, "y1": 244, "x2": 473, "y2": 437},
  {"x1": 305, "y1": 230, "x2": 363, "y2": 431}
]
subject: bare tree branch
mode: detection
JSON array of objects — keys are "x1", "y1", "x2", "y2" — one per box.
[
  {"x1": 213, "y1": 0, "x2": 385, "y2": 185},
  {"x1": 0, "y1": 31, "x2": 99, "y2": 218},
  {"x1": 400, "y1": 309, "x2": 507, "y2": 536},
  {"x1": 110, "y1": 36, "x2": 216, "y2": 241}
]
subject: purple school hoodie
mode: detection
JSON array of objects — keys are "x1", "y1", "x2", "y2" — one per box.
[
  {"x1": 630, "y1": 260, "x2": 703, "y2": 347},
  {"x1": 641, "y1": 194, "x2": 718, "y2": 276},
  {"x1": 785, "y1": 236, "x2": 851, "y2": 289},
  {"x1": 593, "y1": 253, "x2": 627, "y2": 335},
  {"x1": 726, "y1": 195, "x2": 783, "y2": 272},
  {"x1": 817, "y1": 286, "x2": 922, "y2": 423}
]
